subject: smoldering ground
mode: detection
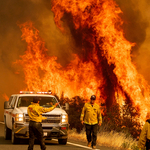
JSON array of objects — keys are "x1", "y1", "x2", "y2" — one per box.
[{"x1": 0, "y1": 0, "x2": 150, "y2": 120}]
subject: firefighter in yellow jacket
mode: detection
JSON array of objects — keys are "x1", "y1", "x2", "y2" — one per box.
[
  {"x1": 80, "y1": 95, "x2": 102, "y2": 149},
  {"x1": 138, "y1": 113, "x2": 150, "y2": 150},
  {"x1": 27, "y1": 97, "x2": 58, "y2": 150}
]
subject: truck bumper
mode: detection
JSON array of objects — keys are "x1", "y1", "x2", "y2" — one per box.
[{"x1": 14, "y1": 123, "x2": 68, "y2": 139}]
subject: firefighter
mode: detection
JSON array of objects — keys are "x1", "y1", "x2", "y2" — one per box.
[
  {"x1": 27, "y1": 97, "x2": 58, "y2": 150},
  {"x1": 80, "y1": 95, "x2": 102, "y2": 149},
  {"x1": 138, "y1": 112, "x2": 150, "y2": 150}
]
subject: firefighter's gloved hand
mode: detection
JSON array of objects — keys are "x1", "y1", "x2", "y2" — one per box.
[
  {"x1": 50, "y1": 102, "x2": 53, "y2": 106},
  {"x1": 81, "y1": 121, "x2": 84, "y2": 125},
  {"x1": 98, "y1": 122, "x2": 102, "y2": 126},
  {"x1": 55, "y1": 103, "x2": 59, "y2": 107}
]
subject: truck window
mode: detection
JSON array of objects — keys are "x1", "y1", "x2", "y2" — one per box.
[
  {"x1": 9, "y1": 96, "x2": 13, "y2": 105},
  {"x1": 10, "y1": 96, "x2": 17, "y2": 108},
  {"x1": 17, "y1": 96, "x2": 60, "y2": 108}
]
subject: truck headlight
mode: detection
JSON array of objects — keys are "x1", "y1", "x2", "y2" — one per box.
[
  {"x1": 15, "y1": 113, "x2": 24, "y2": 122},
  {"x1": 61, "y1": 114, "x2": 68, "y2": 124}
]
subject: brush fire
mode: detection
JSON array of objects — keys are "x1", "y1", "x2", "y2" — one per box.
[{"x1": 13, "y1": 0, "x2": 150, "y2": 124}]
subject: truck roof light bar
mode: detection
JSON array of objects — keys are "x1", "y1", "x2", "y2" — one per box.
[{"x1": 20, "y1": 91, "x2": 52, "y2": 95}]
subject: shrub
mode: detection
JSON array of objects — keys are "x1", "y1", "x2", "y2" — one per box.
[
  {"x1": 102, "y1": 101, "x2": 141, "y2": 138},
  {"x1": 56, "y1": 93, "x2": 85, "y2": 133},
  {"x1": 56, "y1": 93, "x2": 141, "y2": 138}
]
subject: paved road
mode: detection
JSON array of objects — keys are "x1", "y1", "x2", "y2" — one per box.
[{"x1": 0, "y1": 122, "x2": 113, "y2": 150}]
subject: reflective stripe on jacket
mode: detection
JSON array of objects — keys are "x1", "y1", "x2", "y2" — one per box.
[
  {"x1": 27, "y1": 102, "x2": 56, "y2": 122},
  {"x1": 80, "y1": 102, "x2": 102, "y2": 125},
  {"x1": 138, "y1": 120, "x2": 150, "y2": 149}
]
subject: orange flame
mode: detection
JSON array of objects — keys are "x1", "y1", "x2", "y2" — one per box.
[
  {"x1": 16, "y1": 21, "x2": 104, "y2": 102},
  {"x1": 2, "y1": 93, "x2": 9, "y2": 101}
]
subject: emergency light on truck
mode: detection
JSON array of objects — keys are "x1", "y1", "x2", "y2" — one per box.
[{"x1": 20, "y1": 91, "x2": 52, "y2": 94}]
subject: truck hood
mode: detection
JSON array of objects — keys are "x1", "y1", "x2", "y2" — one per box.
[{"x1": 15, "y1": 107, "x2": 67, "y2": 115}]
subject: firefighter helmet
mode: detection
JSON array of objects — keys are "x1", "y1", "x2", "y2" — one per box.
[{"x1": 90, "y1": 95, "x2": 96, "y2": 100}]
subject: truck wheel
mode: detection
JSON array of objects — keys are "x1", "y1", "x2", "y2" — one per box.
[
  {"x1": 11, "y1": 122, "x2": 19, "y2": 144},
  {"x1": 58, "y1": 139, "x2": 67, "y2": 145},
  {"x1": 4, "y1": 119, "x2": 11, "y2": 140}
]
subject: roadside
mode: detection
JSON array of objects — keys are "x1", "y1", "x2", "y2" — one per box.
[
  {"x1": 67, "y1": 138, "x2": 115, "y2": 150},
  {"x1": 68, "y1": 128, "x2": 138, "y2": 150},
  {"x1": 0, "y1": 122, "x2": 116, "y2": 150}
]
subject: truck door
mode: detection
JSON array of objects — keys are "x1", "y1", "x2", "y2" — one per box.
[
  {"x1": 5, "y1": 96, "x2": 13, "y2": 129},
  {"x1": 8, "y1": 96, "x2": 17, "y2": 129}
]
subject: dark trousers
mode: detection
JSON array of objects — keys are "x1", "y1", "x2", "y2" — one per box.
[
  {"x1": 85, "y1": 124, "x2": 98, "y2": 146},
  {"x1": 146, "y1": 139, "x2": 150, "y2": 150},
  {"x1": 28, "y1": 121, "x2": 46, "y2": 150}
]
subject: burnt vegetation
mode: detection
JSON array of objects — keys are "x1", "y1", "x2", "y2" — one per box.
[{"x1": 56, "y1": 93, "x2": 141, "y2": 139}]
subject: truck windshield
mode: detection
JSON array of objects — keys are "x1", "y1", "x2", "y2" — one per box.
[{"x1": 17, "y1": 96, "x2": 59, "y2": 108}]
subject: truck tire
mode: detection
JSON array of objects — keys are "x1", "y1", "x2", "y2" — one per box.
[
  {"x1": 4, "y1": 118, "x2": 11, "y2": 140},
  {"x1": 58, "y1": 138, "x2": 67, "y2": 145},
  {"x1": 11, "y1": 122, "x2": 19, "y2": 144}
]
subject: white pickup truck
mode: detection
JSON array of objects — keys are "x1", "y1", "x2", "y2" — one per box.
[{"x1": 4, "y1": 91, "x2": 69, "y2": 144}]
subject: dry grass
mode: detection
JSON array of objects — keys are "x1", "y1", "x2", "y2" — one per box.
[{"x1": 68, "y1": 129, "x2": 138, "y2": 150}]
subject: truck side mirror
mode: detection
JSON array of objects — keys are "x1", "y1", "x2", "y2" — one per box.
[
  {"x1": 4, "y1": 101, "x2": 11, "y2": 109},
  {"x1": 11, "y1": 104, "x2": 14, "y2": 109}
]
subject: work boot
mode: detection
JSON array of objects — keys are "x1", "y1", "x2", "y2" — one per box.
[
  {"x1": 92, "y1": 145, "x2": 96, "y2": 149},
  {"x1": 87, "y1": 142, "x2": 91, "y2": 147}
]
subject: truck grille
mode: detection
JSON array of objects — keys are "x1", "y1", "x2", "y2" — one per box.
[
  {"x1": 25, "y1": 114, "x2": 61, "y2": 123},
  {"x1": 42, "y1": 119, "x2": 60, "y2": 123}
]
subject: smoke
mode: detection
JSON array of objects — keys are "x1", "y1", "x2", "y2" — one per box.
[
  {"x1": 115, "y1": 0, "x2": 150, "y2": 83},
  {"x1": 132, "y1": 0, "x2": 150, "y2": 84}
]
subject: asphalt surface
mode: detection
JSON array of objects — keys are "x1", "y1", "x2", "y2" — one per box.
[{"x1": 0, "y1": 122, "x2": 114, "y2": 150}]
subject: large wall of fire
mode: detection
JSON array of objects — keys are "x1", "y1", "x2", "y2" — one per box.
[{"x1": 0, "y1": 0, "x2": 150, "y2": 121}]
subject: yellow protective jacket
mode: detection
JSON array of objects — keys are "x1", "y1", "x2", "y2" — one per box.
[
  {"x1": 138, "y1": 120, "x2": 150, "y2": 149},
  {"x1": 27, "y1": 102, "x2": 56, "y2": 122},
  {"x1": 80, "y1": 102, "x2": 102, "y2": 125}
]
